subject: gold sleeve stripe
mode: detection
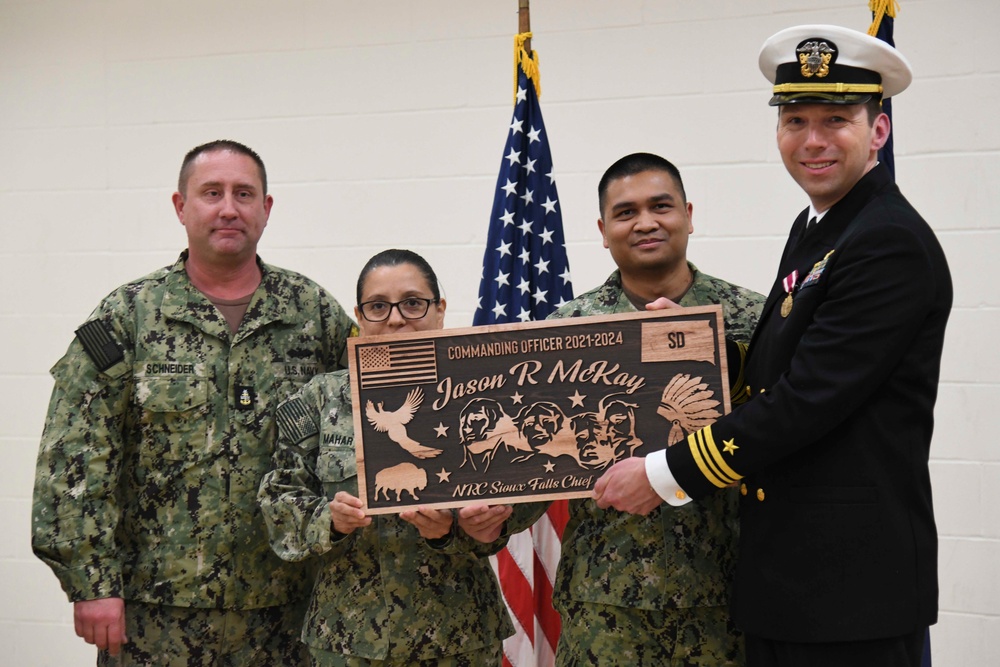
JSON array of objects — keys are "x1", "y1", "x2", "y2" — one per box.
[
  {"x1": 730, "y1": 342, "x2": 749, "y2": 406},
  {"x1": 687, "y1": 427, "x2": 740, "y2": 488},
  {"x1": 702, "y1": 427, "x2": 741, "y2": 482}
]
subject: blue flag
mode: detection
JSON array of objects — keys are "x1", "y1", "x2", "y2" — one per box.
[
  {"x1": 871, "y1": 0, "x2": 897, "y2": 179},
  {"x1": 871, "y1": 3, "x2": 928, "y2": 663},
  {"x1": 474, "y1": 43, "x2": 573, "y2": 326}
]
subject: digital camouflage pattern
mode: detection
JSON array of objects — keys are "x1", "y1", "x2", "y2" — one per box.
[
  {"x1": 533, "y1": 264, "x2": 763, "y2": 664},
  {"x1": 258, "y1": 370, "x2": 513, "y2": 663},
  {"x1": 95, "y1": 599, "x2": 309, "y2": 666},
  {"x1": 308, "y1": 640, "x2": 501, "y2": 667},
  {"x1": 32, "y1": 252, "x2": 354, "y2": 611},
  {"x1": 554, "y1": 600, "x2": 742, "y2": 666}
]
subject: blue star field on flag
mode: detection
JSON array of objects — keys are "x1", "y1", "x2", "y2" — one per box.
[
  {"x1": 474, "y1": 64, "x2": 573, "y2": 325},
  {"x1": 872, "y1": 3, "x2": 896, "y2": 179}
]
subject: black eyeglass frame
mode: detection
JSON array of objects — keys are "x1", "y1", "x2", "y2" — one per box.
[{"x1": 357, "y1": 297, "x2": 438, "y2": 322}]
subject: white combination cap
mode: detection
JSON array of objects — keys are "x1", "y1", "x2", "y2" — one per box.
[{"x1": 759, "y1": 24, "x2": 912, "y2": 106}]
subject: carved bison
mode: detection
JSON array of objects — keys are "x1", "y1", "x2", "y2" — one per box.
[{"x1": 374, "y1": 462, "x2": 427, "y2": 502}]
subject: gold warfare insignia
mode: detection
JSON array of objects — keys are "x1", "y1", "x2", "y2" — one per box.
[
  {"x1": 801, "y1": 250, "x2": 835, "y2": 289},
  {"x1": 797, "y1": 39, "x2": 835, "y2": 78}
]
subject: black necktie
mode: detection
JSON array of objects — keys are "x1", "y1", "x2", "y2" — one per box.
[{"x1": 806, "y1": 216, "x2": 817, "y2": 231}]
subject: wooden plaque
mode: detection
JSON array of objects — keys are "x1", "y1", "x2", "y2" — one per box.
[{"x1": 349, "y1": 306, "x2": 730, "y2": 514}]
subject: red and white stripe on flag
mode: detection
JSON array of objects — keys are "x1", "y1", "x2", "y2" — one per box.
[{"x1": 491, "y1": 500, "x2": 569, "y2": 667}]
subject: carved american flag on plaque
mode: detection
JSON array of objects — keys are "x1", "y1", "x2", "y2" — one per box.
[{"x1": 358, "y1": 340, "x2": 438, "y2": 389}]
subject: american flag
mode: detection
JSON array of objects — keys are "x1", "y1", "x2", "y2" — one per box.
[{"x1": 473, "y1": 34, "x2": 572, "y2": 667}]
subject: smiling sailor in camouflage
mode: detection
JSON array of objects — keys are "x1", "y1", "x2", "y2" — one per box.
[
  {"x1": 463, "y1": 152, "x2": 764, "y2": 666},
  {"x1": 31, "y1": 140, "x2": 354, "y2": 666}
]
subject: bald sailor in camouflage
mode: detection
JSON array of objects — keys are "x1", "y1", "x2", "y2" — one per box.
[
  {"x1": 32, "y1": 140, "x2": 355, "y2": 665},
  {"x1": 594, "y1": 26, "x2": 951, "y2": 667}
]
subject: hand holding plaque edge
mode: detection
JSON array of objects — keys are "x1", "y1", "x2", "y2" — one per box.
[
  {"x1": 330, "y1": 491, "x2": 372, "y2": 535},
  {"x1": 457, "y1": 503, "x2": 514, "y2": 543},
  {"x1": 593, "y1": 456, "x2": 664, "y2": 516}
]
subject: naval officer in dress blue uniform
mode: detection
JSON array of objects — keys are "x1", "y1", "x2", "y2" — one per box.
[{"x1": 591, "y1": 24, "x2": 952, "y2": 667}]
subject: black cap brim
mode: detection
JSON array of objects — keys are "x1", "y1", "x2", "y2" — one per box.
[{"x1": 768, "y1": 92, "x2": 875, "y2": 106}]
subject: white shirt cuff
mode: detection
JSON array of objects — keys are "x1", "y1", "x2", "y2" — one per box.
[{"x1": 645, "y1": 449, "x2": 692, "y2": 507}]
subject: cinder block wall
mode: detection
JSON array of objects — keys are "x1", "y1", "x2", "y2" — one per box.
[{"x1": 2, "y1": 1, "x2": 995, "y2": 664}]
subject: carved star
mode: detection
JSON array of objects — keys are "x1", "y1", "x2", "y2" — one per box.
[
  {"x1": 723, "y1": 438, "x2": 739, "y2": 455},
  {"x1": 510, "y1": 391, "x2": 524, "y2": 404},
  {"x1": 568, "y1": 390, "x2": 586, "y2": 408},
  {"x1": 543, "y1": 461, "x2": 556, "y2": 473},
  {"x1": 434, "y1": 422, "x2": 449, "y2": 438},
  {"x1": 436, "y1": 468, "x2": 451, "y2": 483}
]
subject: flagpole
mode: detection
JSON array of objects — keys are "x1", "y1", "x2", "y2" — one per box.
[{"x1": 519, "y1": 0, "x2": 531, "y2": 51}]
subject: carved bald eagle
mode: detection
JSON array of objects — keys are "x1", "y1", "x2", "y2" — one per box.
[
  {"x1": 656, "y1": 374, "x2": 722, "y2": 447},
  {"x1": 365, "y1": 387, "x2": 442, "y2": 459}
]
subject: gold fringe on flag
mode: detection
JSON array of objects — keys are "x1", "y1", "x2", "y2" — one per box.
[
  {"x1": 867, "y1": 0, "x2": 900, "y2": 36},
  {"x1": 514, "y1": 32, "x2": 541, "y2": 102}
]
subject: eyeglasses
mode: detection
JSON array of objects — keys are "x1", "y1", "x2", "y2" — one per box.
[{"x1": 358, "y1": 297, "x2": 438, "y2": 322}]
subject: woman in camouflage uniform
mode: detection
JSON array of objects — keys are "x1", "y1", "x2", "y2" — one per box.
[{"x1": 259, "y1": 249, "x2": 513, "y2": 666}]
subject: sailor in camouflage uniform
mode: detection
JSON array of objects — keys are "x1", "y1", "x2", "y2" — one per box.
[
  {"x1": 32, "y1": 140, "x2": 354, "y2": 666},
  {"x1": 259, "y1": 249, "x2": 513, "y2": 666},
  {"x1": 465, "y1": 153, "x2": 763, "y2": 666}
]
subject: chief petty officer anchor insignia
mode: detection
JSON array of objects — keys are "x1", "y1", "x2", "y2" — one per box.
[{"x1": 237, "y1": 385, "x2": 256, "y2": 410}]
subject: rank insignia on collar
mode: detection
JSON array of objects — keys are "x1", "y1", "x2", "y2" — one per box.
[
  {"x1": 797, "y1": 39, "x2": 836, "y2": 78},
  {"x1": 236, "y1": 385, "x2": 256, "y2": 411}
]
